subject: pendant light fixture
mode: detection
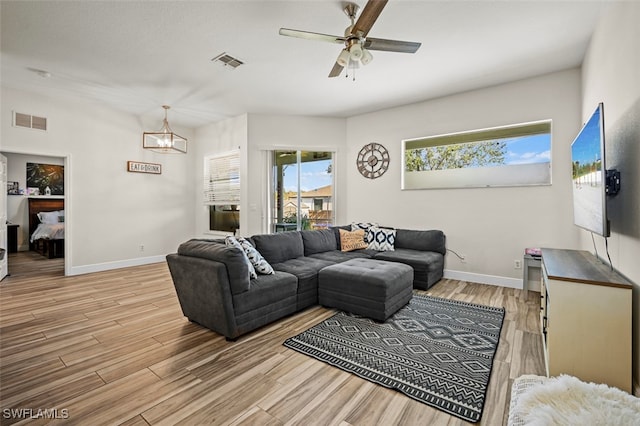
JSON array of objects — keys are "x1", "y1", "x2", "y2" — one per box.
[{"x1": 143, "y1": 105, "x2": 187, "y2": 153}]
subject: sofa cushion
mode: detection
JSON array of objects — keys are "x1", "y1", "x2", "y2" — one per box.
[
  {"x1": 271, "y1": 256, "x2": 334, "y2": 296},
  {"x1": 232, "y1": 271, "x2": 297, "y2": 316},
  {"x1": 395, "y1": 229, "x2": 446, "y2": 255},
  {"x1": 373, "y1": 248, "x2": 444, "y2": 289},
  {"x1": 301, "y1": 229, "x2": 337, "y2": 256},
  {"x1": 330, "y1": 225, "x2": 351, "y2": 247},
  {"x1": 339, "y1": 229, "x2": 368, "y2": 252},
  {"x1": 252, "y1": 231, "x2": 304, "y2": 265},
  {"x1": 308, "y1": 249, "x2": 372, "y2": 263},
  {"x1": 237, "y1": 237, "x2": 274, "y2": 275},
  {"x1": 177, "y1": 239, "x2": 251, "y2": 295}
]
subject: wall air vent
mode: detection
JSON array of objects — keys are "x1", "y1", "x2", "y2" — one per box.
[
  {"x1": 211, "y1": 52, "x2": 244, "y2": 69},
  {"x1": 12, "y1": 111, "x2": 47, "y2": 131}
]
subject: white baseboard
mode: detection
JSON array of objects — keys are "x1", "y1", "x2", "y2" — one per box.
[
  {"x1": 444, "y1": 269, "x2": 522, "y2": 289},
  {"x1": 68, "y1": 255, "x2": 166, "y2": 276}
]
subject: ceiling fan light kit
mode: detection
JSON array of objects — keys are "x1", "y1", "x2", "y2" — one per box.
[
  {"x1": 360, "y1": 48, "x2": 373, "y2": 65},
  {"x1": 279, "y1": 0, "x2": 420, "y2": 80},
  {"x1": 337, "y1": 49, "x2": 351, "y2": 67},
  {"x1": 349, "y1": 42, "x2": 364, "y2": 61}
]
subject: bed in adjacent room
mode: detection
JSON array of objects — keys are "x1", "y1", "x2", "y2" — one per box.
[{"x1": 28, "y1": 197, "x2": 65, "y2": 259}]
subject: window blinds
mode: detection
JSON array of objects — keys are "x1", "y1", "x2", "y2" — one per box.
[{"x1": 204, "y1": 150, "x2": 240, "y2": 206}]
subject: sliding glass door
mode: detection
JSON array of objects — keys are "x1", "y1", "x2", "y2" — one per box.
[{"x1": 272, "y1": 150, "x2": 334, "y2": 232}]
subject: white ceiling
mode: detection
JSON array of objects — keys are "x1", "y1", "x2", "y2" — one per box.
[{"x1": 0, "y1": 1, "x2": 609, "y2": 129}]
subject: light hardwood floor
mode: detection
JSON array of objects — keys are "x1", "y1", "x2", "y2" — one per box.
[{"x1": 0, "y1": 252, "x2": 545, "y2": 425}]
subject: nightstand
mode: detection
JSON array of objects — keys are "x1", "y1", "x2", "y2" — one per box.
[{"x1": 7, "y1": 224, "x2": 19, "y2": 253}]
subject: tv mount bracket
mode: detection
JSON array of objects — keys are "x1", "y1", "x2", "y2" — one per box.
[{"x1": 606, "y1": 169, "x2": 621, "y2": 196}]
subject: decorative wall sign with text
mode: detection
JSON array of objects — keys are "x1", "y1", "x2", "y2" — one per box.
[{"x1": 127, "y1": 161, "x2": 161, "y2": 174}]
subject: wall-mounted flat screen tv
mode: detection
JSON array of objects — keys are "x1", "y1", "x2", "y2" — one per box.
[{"x1": 571, "y1": 103, "x2": 609, "y2": 237}]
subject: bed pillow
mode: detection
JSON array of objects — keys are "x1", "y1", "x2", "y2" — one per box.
[
  {"x1": 339, "y1": 229, "x2": 368, "y2": 252},
  {"x1": 237, "y1": 237, "x2": 275, "y2": 275},
  {"x1": 37, "y1": 211, "x2": 61, "y2": 224},
  {"x1": 225, "y1": 236, "x2": 257, "y2": 279},
  {"x1": 366, "y1": 226, "x2": 396, "y2": 251}
]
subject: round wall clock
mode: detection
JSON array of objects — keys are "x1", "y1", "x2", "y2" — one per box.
[{"x1": 356, "y1": 142, "x2": 390, "y2": 179}]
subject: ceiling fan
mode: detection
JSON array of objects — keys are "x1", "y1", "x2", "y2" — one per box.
[{"x1": 279, "y1": 0, "x2": 421, "y2": 78}]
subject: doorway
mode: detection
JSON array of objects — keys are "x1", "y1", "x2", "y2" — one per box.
[
  {"x1": 1, "y1": 150, "x2": 69, "y2": 277},
  {"x1": 272, "y1": 150, "x2": 334, "y2": 232}
]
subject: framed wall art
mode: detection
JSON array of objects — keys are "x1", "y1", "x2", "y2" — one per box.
[
  {"x1": 26, "y1": 163, "x2": 64, "y2": 195},
  {"x1": 7, "y1": 181, "x2": 19, "y2": 195}
]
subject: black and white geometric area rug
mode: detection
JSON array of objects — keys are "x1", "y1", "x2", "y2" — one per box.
[{"x1": 283, "y1": 295, "x2": 505, "y2": 423}]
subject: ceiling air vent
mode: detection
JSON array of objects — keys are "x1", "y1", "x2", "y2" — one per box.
[
  {"x1": 12, "y1": 111, "x2": 47, "y2": 131},
  {"x1": 211, "y1": 52, "x2": 244, "y2": 69}
]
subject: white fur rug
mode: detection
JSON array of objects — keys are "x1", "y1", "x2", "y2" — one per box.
[{"x1": 510, "y1": 375, "x2": 640, "y2": 426}]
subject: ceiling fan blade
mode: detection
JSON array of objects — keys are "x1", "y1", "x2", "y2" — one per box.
[
  {"x1": 279, "y1": 28, "x2": 345, "y2": 44},
  {"x1": 352, "y1": 0, "x2": 388, "y2": 38},
  {"x1": 364, "y1": 37, "x2": 421, "y2": 53},
  {"x1": 329, "y1": 62, "x2": 344, "y2": 78}
]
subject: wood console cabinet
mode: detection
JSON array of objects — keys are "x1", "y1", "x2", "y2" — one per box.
[{"x1": 540, "y1": 248, "x2": 632, "y2": 392}]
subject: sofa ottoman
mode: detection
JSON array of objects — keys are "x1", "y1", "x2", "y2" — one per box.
[{"x1": 318, "y1": 258, "x2": 414, "y2": 321}]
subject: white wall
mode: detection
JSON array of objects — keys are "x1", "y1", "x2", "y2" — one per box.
[
  {"x1": 1, "y1": 153, "x2": 64, "y2": 251},
  {"x1": 0, "y1": 87, "x2": 196, "y2": 275},
  {"x1": 580, "y1": 1, "x2": 640, "y2": 393},
  {"x1": 345, "y1": 69, "x2": 583, "y2": 286},
  {"x1": 194, "y1": 114, "x2": 248, "y2": 237}
]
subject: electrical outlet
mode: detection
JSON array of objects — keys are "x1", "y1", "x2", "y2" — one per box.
[
  {"x1": 514, "y1": 259, "x2": 522, "y2": 269},
  {"x1": 139, "y1": 244, "x2": 144, "y2": 252}
]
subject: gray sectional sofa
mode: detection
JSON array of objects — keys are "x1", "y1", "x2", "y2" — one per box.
[{"x1": 166, "y1": 226, "x2": 445, "y2": 340}]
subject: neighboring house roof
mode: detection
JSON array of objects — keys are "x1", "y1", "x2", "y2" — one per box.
[
  {"x1": 284, "y1": 201, "x2": 310, "y2": 210},
  {"x1": 301, "y1": 185, "x2": 332, "y2": 198}
]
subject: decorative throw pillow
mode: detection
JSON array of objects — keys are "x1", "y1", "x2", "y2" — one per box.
[
  {"x1": 339, "y1": 229, "x2": 368, "y2": 252},
  {"x1": 351, "y1": 222, "x2": 378, "y2": 243},
  {"x1": 225, "y1": 236, "x2": 257, "y2": 279},
  {"x1": 366, "y1": 226, "x2": 396, "y2": 251},
  {"x1": 237, "y1": 237, "x2": 275, "y2": 275}
]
